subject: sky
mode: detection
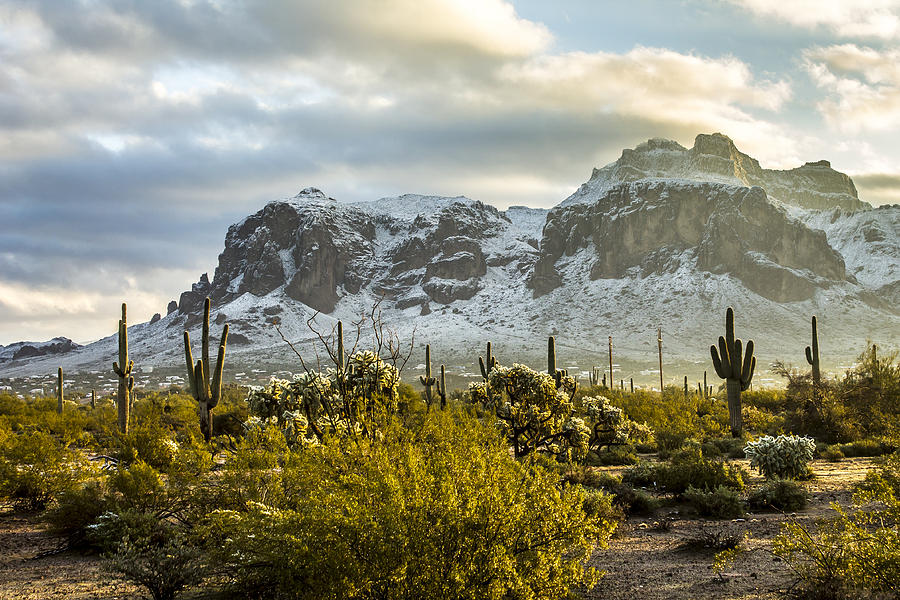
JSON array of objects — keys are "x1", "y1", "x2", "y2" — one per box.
[{"x1": 2, "y1": 0, "x2": 900, "y2": 345}]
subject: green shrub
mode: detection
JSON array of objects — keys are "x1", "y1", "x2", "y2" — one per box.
[
  {"x1": 91, "y1": 509, "x2": 205, "y2": 600},
  {"x1": 623, "y1": 449, "x2": 745, "y2": 499},
  {"x1": 585, "y1": 445, "x2": 639, "y2": 466},
  {"x1": 115, "y1": 420, "x2": 182, "y2": 470},
  {"x1": 701, "y1": 436, "x2": 747, "y2": 459},
  {"x1": 0, "y1": 431, "x2": 96, "y2": 511},
  {"x1": 202, "y1": 411, "x2": 617, "y2": 600},
  {"x1": 836, "y1": 438, "x2": 896, "y2": 458},
  {"x1": 683, "y1": 485, "x2": 744, "y2": 519},
  {"x1": 820, "y1": 445, "x2": 844, "y2": 462},
  {"x1": 773, "y1": 453, "x2": 900, "y2": 598},
  {"x1": 744, "y1": 435, "x2": 816, "y2": 479},
  {"x1": 45, "y1": 479, "x2": 110, "y2": 548},
  {"x1": 747, "y1": 479, "x2": 808, "y2": 512}
]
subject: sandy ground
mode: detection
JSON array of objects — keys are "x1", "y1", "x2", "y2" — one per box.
[{"x1": 0, "y1": 457, "x2": 879, "y2": 600}]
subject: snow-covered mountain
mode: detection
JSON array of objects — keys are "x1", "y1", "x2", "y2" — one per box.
[{"x1": 3, "y1": 133, "x2": 897, "y2": 383}]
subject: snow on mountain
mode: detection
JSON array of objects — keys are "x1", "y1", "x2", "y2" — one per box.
[{"x1": 2, "y1": 134, "x2": 897, "y2": 383}]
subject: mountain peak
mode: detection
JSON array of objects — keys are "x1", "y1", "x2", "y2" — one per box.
[{"x1": 571, "y1": 132, "x2": 867, "y2": 211}]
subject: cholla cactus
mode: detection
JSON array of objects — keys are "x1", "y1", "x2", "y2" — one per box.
[
  {"x1": 582, "y1": 395, "x2": 651, "y2": 451},
  {"x1": 472, "y1": 363, "x2": 586, "y2": 459},
  {"x1": 743, "y1": 435, "x2": 816, "y2": 479},
  {"x1": 246, "y1": 350, "x2": 400, "y2": 445}
]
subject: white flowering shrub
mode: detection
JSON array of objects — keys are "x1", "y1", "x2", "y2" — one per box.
[
  {"x1": 246, "y1": 351, "x2": 400, "y2": 445},
  {"x1": 744, "y1": 435, "x2": 816, "y2": 479}
]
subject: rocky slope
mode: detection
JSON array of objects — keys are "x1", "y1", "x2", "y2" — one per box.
[{"x1": 3, "y1": 134, "x2": 897, "y2": 385}]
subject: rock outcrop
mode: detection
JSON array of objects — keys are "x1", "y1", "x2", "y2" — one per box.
[
  {"x1": 567, "y1": 133, "x2": 868, "y2": 212},
  {"x1": 530, "y1": 180, "x2": 848, "y2": 302}
]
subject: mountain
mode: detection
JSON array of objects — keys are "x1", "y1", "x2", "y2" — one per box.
[
  {"x1": 0, "y1": 338, "x2": 81, "y2": 364},
  {"x1": 2, "y1": 133, "x2": 897, "y2": 386}
]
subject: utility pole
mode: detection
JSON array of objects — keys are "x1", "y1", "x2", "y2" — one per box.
[{"x1": 657, "y1": 327, "x2": 664, "y2": 392}]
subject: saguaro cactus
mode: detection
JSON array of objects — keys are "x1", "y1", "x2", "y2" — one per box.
[
  {"x1": 479, "y1": 341, "x2": 495, "y2": 382},
  {"x1": 112, "y1": 303, "x2": 134, "y2": 434},
  {"x1": 438, "y1": 364, "x2": 447, "y2": 410},
  {"x1": 420, "y1": 344, "x2": 436, "y2": 410},
  {"x1": 805, "y1": 315, "x2": 821, "y2": 386},
  {"x1": 56, "y1": 367, "x2": 64, "y2": 414},
  {"x1": 547, "y1": 336, "x2": 576, "y2": 395},
  {"x1": 589, "y1": 367, "x2": 602, "y2": 387},
  {"x1": 704, "y1": 371, "x2": 708, "y2": 398},
  {"x1": 710, "y1": 307, "x2": 756, "y2": 437},
  {"x1": 184, "y1": 298, "x2": 228, "y2": 443}
]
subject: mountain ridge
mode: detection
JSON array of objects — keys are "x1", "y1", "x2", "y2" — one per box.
[{"x1": 2, "y1": 133, "x2": 897, "y2": 384}]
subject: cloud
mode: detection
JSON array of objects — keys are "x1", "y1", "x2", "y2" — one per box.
[
  {"x1": 0, "y1": 0, "x2": 809, "y2": 343},
  {"x1": 727, "y1": 0, "x2": 900, "y2": 39},
  {"x1": 805, "y1": 44, "x2": 900, "y2": 132},
  {"x1": 853, "y1": 172, "x2": 900, "y2": 205}
]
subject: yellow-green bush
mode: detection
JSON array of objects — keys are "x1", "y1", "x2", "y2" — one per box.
[{"x1": 202, "y1": 410, "x2": 618, "y2": 600}]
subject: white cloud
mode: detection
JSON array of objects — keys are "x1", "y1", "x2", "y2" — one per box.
[
  {"x1": 805, "y1": 44, "x2": 900, "y2": 132},
  {"x1": 728, "y1": 0, "x2": 900, "y2": 39}
]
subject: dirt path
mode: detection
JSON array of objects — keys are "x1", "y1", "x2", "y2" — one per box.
[
  {"x1": 0, "y1": 457, "x2": 879, "y2": 600},
  {"x1": 584, "y1": 457, "x2": 876, "y2": 600}
]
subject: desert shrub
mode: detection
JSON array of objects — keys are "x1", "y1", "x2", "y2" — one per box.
[
  {"x1": 469, "y1": 363, "x2": 586, "y2": 459},
  {"x1": 45, "y1": 479, "x2": 110, "y2": 548},
  {"x1": 701, "y1": 436, "x2": 747, "y2": 459},
  {"x1": 744, "y1": 435, "x2": 815, "y2": 479},
  {"x1": 654, "y1": 429, "x2": 692, "y2": 458},
  {"x1": 747, "y1": 479, "x2": 808, "y2": 512},
  {"x1": 0, "y1": 431, "x2": 96, "y2": 511},
  {"x1": 773, "y1": 454, "x2": 900, "y2": 598},
  {"x1": 194, "y1": 422, "x2": 289, "y2": 513},
  {"x1": 640, "y1": 447, "x2": 745, "y2": 497},
  {"x1": 741, "y1": 404, "x2": 784, "y2": 435},
  {"x1": 585, "y1": 445, "x2": 639, "y2": 466},
  {"x1": 0, "y1": 394, "x2": 94, "y2": 447},
  {"x1": 685, "y1": 526, "x2": 748, "y2": 553},
  {"x1": 742, "y1": 388, "x2": 785, "y2": 412},
  {"x1": 835, "y1": 438, "x2": 896, "y2": 458},
  {"x1": 202, "y1": 411, "x2": 617, "y2": 600},
  {"x1": 820, "y1": 445, "x2": 845, "y2": 462},
  {"x1": 683, "y1": 485, "x2": 744, "y2": 519},
  {"x1": 115, "y1": 420, "x2": 181, "y2": 470},
  {"x1": 589, "y1": 387, "x2": 728, "y2": 440},
  {"x1": 610, "y1": 483, "x2": 659, "y2": 516},
  {"x1": 840, "y1": 344, "x2": 900, "y2": 439},
  {"x1": 564, "y1": 468, "x2": 658, "y2": 516},
  {"x1": 91, "y1": 509, "x2": 205, "y2": 600}
]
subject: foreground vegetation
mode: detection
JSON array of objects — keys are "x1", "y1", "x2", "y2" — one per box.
[{"x1": 0, "y1": 313, "x2": 897, "y2": 599}]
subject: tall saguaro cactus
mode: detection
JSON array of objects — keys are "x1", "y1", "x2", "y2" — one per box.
[
  {"x1": 710, "y1": 307, "x2": 756, "y2": 437},
  {"x1": 438, "y1": 365, "x2": 447, "y2": 411},
  {"x1": 479, "y1": 341, "x2": 495, "y2": 382},
  {"x1": 56, "y1": 367, "x2": 64, "y2": 414},
  {"x1": 805, "y1": 315, "x2": 821, "y2": 386},
  {"x1": 420, "y1": 344, "x2": 436, "y2": 410},
  {"x1": 113, "y1": 303, "x2": 134, "y2": 434},
  {"x1": 184, "y1": 297, "x2": 228, "y2": 443}
]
